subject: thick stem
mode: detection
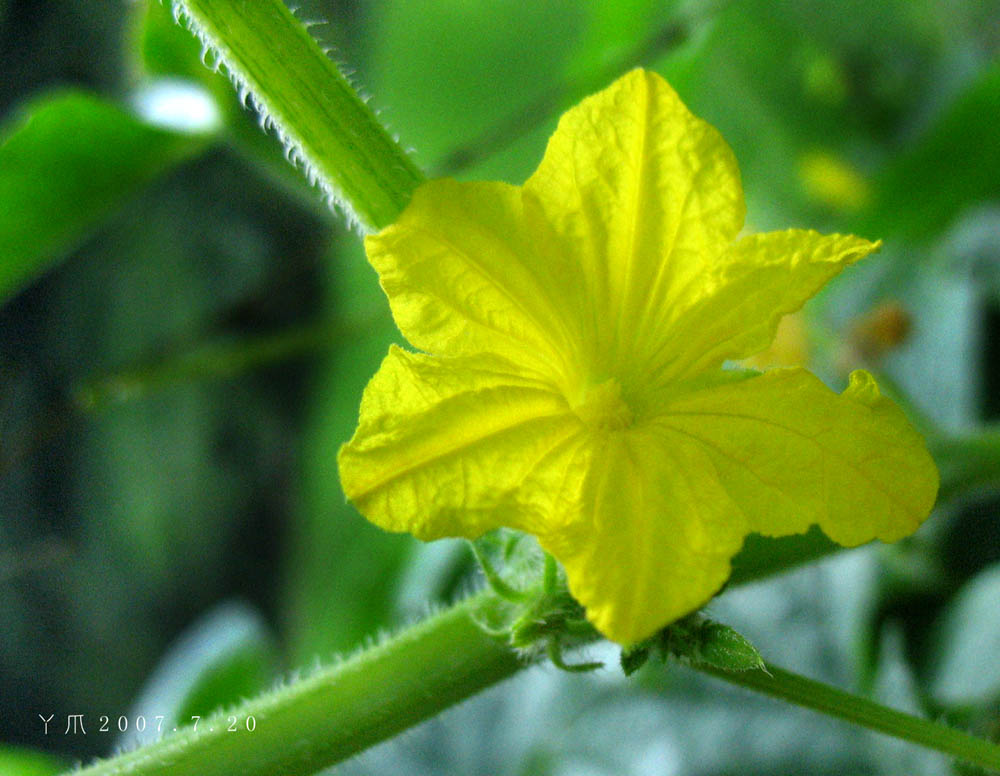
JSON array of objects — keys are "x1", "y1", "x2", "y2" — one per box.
[
  {"x1": 694, "y1": 662, "x2": 1000, "y2": 772},
  {"x1": 69, "y1": 592, "x2": 525, "y2": 776},
  {"x1": 63, "y1": 554, "x2": 1000, "y2": 776},
  {"x1": 173, "y1": 0, "x2": 424, "y2": 231}
]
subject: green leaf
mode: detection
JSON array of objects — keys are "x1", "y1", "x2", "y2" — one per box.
[
  {"x1": 282, "y1": 238, "x2": 415, "y2": 663},
  {"x1": 132, "y1": 0, "x2": 223, "y2": 88},
  {"x1": 864, "y1": 61, "x2": 1000, "y2": 241},
  {"x1": 127, "y1": 602, "x2": 276, "y2": 743},
  {"x1": 931, "y1": 428, "x2": 1000, "y2": 505},
  {"x1": 930, "y1": 562, "x2": 1000, "y2": 706},
  {"x1": 0, "y1": 91, "x2": 204, "y2": 304},
  {"x1": 0, "y1": 747, "x2": 67, "y2": 776},
  {"x1": 729, "y1": 526, "x2": 841, "y2": 586},
  {"x1": 369, "y1": 0, "x2": 587, "y2": 181}
]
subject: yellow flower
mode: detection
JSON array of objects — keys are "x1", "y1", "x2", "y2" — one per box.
[{"x1": 338, "y1": 69, "x2": 938, "y2": 645}]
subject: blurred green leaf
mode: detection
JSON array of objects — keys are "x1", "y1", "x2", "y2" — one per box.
[
  {"x1": 729, "y1": 526, "x2": 841, "y2": 585},
  {"x1": 127, "y1": 602, "x2": 277, "y2": 744},
  {"x1": 0, "y1": 90, "x2": 205, "y2": 304},
  {"x1": 432, "y1": 3, "x2": 692, "y2": 177},
  {"x1": 0, "y1": 117, "x2": 323, "y2": 750},
  {"x1": 285, "y1": 330, "x2": 416, "y2": 662},
  {"x1": 174, "y1": 623, "x2": 275, "y2": 720},
  {"x1": 565, "y1": 0, "x2": 666, "y2": 79},
  {"x1": 864, "y1": 62, "x2": 1000, "y2": 241},
  {"x1": 283, "y1": 239, "x2": 414, "y2": 663},
  {"x1": 868, "y1": 625, "x2": 951, "y2": 776},
  {"x1": 930, "y1": 562, "x2": 1000, "y2": 706},
  {"x1": 0, "y1": 747, "x2": 66, "y2": 776},
  {"x1": 883, "y1": 263, "x2": 980, "y2": 430},
  {"x1": 369, "y1": 0, "x2": 587, "y2": 181},
  {"x1": 131, "y1": 0, "x2": 223, "y2": 90},
  {"x1": 932, "y1": 429, "x2": 1000, "y2": 505}
]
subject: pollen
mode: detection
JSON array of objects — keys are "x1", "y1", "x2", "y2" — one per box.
[{"x1": 572, "y1": 378, "x2": 634, "y2": 431}]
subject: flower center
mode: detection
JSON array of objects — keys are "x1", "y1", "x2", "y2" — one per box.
[{"x1": 572, "y1": 378, "x2": 634, "y2": 431}]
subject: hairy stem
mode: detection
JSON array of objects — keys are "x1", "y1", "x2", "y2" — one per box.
[
  {"x1": 62, "y1": 537, "x2": 1000, "y2": 776},
  {"x1": 69, "y1": 592, "x2": 525, "y2": 776},
  {"x1": 172, "y1": 0, "x2": 424, "y2": 231}
]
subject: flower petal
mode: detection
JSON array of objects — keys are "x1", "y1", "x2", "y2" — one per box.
[
  {"x1": 646, "y1": 230, "x2": 879, "y2": 388},
  {"x1": 541, "y1": 427, "x2": 746, "y2": 645},
  {"x1": 545, "y1": 367, "x2": 937, "y2": 645},
  {"x1": 364, "y1": 180, "x2": 583, "y2": 386},
  {"x1": 338, "y1": 345, "x2": 585, "y2": 540},
  {"x1": 522, "y1": 68, "x2": 745, "y2": 376},
  {"x1": 654, "y1": 368, "x2": 938, "y2": 546}
]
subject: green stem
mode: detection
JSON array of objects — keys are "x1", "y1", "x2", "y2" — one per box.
[
  {"x1": 68, "y1": 591, "x2": 525, "y2": 776},
  {"x1": 61, "y1": 548, "x2": 1000, "y2": 776},
  {"x1": 172, "y1": 0, "x2": 424, "y2": 231},
  {"x1": 695, "y1": 662, "x2": 1000, "y2": 772},
  {"x1": 71, "y1": 319, "x2": 348, "y2": 413}
]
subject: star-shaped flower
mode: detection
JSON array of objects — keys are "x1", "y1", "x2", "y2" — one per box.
[{"x1": 338, "y1": 69, "x2": 938, "y2": 645}]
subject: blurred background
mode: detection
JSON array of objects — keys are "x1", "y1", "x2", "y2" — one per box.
[{"x1": 2, "y1": 1, "x2": 1000, "y2": 773}]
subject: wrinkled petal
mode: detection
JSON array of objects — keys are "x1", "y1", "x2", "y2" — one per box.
[
  {"x1": 644, "y1": 230, "x2": 879, "y2": 387},
  {"x1": 341, "y1": 69, "x2": 940, "y2": 647},
  {"x1": 545, "y1": 367, "x2": 937, "y2": 645},
  {"x1": 338, "y1": 346, "x2": 585, "y2": 540},
  {"x1": 523, "y1": 68, "x2": 745, "y2": 377},
  {"x1": 365, "y1": 180, "x2": 583, "y2": 387},
  {"x1": 541, "y1": 427, "x2": 746, "y2": 645},
  {"x1": 653, "y1": 368, "x2": 938, "y2": 546}
]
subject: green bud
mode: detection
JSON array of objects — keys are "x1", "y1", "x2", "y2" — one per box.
[{"x1": 694, "y1": 621, "x2": 766, "y2": 673}]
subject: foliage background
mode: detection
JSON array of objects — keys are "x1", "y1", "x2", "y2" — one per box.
[{"x1": 2, "y1": 0, "x2": 1000, "y2": 773}]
